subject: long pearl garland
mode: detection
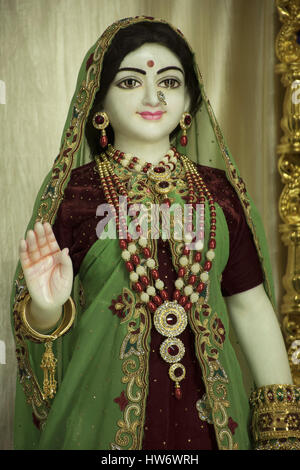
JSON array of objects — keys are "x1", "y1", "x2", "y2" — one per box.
[{"x1": 95, "y1": 149, "x2": 217, "y2": 398}]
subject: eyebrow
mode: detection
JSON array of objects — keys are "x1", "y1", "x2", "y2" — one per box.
[
  {"x1": 157, "y1": 66, "x2": 184, "y2": 75},
  {"x1": 117, "y1": 66, "x2": 184, "y2": 75},
  {"x1": 118, "y1": 67, "x2": 146, "y2": 75}
]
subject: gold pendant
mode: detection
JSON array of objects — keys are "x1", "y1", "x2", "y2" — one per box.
[
  {"x1": 147, "y1": 165, "x2": 173, "y2": 195},
  {"x1": 153, "y1": 301, "x2": 187, "y2": 399}
]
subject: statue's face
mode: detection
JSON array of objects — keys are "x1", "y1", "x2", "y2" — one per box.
[{"x1": 103, "y1": 43, "x2": 190, "y2": 144}]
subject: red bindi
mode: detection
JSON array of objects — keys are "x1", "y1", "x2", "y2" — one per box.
[{"x1": 147, "y1": 60, "x2": 155, "y2": 67}]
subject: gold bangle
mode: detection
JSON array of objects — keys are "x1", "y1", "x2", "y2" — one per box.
[
  {"x1": 254, "y1": 438, "x2": 300, "y2": 450},
  {"x1": 17, "y1": 291, "x2": 76, "y2": 400},
  {"x1": 249, "y1": 384, "x2": 300, "y2": 447},
  {"x1": 19, "y1": 292, "x2": 75, "y2": 342}
]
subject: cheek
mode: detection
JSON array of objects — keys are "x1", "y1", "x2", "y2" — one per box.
[
  {"x1": 106, "y1": 96, "x2": 140, "y2": 132},
  {"x1": 168, "y1": 90, "x2": 186, "y2": 107},
  {"x1": 165, "y1": 93, "x2": 186, "y2": 122},
  {"x1": 105, "y1": 90, "x2": 139, "y2": 114}
]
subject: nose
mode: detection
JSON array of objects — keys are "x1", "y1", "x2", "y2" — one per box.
[{"x1": 142, "y1": 80, "x2": 160, "y2": 107}]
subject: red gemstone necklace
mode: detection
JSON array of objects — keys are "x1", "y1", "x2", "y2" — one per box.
[{"x1": 95, "y1": 148, "x2": 217, "y2": 399}]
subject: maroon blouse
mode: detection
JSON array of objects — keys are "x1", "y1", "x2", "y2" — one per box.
[{"x1": 52, "y1": 160, "x2": 263, "y2": 450}]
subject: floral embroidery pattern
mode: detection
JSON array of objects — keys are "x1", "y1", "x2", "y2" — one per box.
[
  {"x1": 228, "y1": 417, "x2": 238, "y2": 435},
  {"x1": 111, "y1": 295, "x2": 150, "y2": 450},
  {"x1": 211, "y1": 314, "x2": 226, "y2": 348},
  {"x1": 86, "y1": 53, "x2": 94, "y2": 71},
  {"x1": 109, "y1": 290, "x2": 133, "y2": 320},
  {"x1": 13, "y1": 288, "x2": 50, "y2": 430},
  {"x1": 190, "y1": 303, "x2": 236, "y2": 450},
  {"x1": 196, "y1": 393, "x2": 213, "y2": 424},
  {"x1": 114, "y1": 391, "x2": 129, "y2": 411}
]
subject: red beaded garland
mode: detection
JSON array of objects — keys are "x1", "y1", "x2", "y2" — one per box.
[
  {"x1": 134, "y1": 282, "x2": 143, "y2": 292},
  {"x1": 196, "y1": 282, "x2": 205, "y2": 293},
  {"x1": 178, "y1": 267, "x2": 185, "y2": 278},
  {"x1": 151, "y1": 269, "x2": 159, "y2": 280},
  {"x1": 209, "y1": 239, "x2": 216, "y2": 249},
  {"x1": 178, "y1": 296, "x2": 187, "y2": 306},
  {"x1": 131, "y1": 254, "x2": 140, "y2": 265},
  {"x1": 143, "y1": 248, "x2": 151, "y2": 258},
  {"x1": 148, "y1": 301, "x2": 156, "y2": 312},
  {"x1": 204, "y1": 261, "x2": 212, "y2": 271},
  {"x1": 95, "y1": 148, "x2": 218, "y2": 401},
  {"x1": 119, "y1": 240, "x2": 127, "y2": 249},
  {"x1": 153, "y1": 295, "x2": 162, "y2": 306},
  {"x1": 161, "y1": 290, "x2": 168, "y2": 301},
  {"x1": 184, "y1": 302, "x2": 192, "y2": 312},
  {"x1": 173, "y1": 290, "x2": 181, "y2": 301},
  {"x1": 98, "y1": 151, "x2": 217, "y2": 320},
  {"x1": 108, "y1": 145, "x2": 180, "y2": 175},
  {"x1": 125, "y1": 261, "x2": 134, "y2": 272}
]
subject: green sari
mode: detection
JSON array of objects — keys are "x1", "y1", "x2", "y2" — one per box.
[{"x1": 11, "y1": 16, "x2": 275, "y2": 450}]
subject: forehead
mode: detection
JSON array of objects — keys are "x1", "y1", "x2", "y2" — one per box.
[{"x1": 119, "y1": 43, "x2": 182, "y2": 69}]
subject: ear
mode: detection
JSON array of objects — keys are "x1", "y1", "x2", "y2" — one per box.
[{"x1": 184, "y1": 88, "x2": 191, "y2": 113}]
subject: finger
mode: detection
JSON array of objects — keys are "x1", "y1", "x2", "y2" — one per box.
[
  {"x1": 53, "y1": 247, "x2": 73, "y2": 281},
  {"x1": 52, "y1": 247, "x2": 71, "y2": 266},
  {"x1": 19, "y1": 238, "x2": 42, "y2": 279},
  {"x1": 19, "y1": 239, "x2": 31, "y2": 268},
  {"x1": 43, "y1": 222, "x2": 61, "y2": 254},
  {"x1": 59, "y1": 248, "x2": 73, "y2": 278},
  {"x1": 26, "y1": 230, "x2": 40, "y2": 263},
  {"x1": 34, "y1": 222, "x2": 51, "y2": 258}
]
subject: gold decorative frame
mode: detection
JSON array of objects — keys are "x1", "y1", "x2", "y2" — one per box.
[{"x1": 275, "y1": 0, "x2": 300, "y2": 384}]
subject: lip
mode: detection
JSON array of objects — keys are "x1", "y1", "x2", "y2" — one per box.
[{"x1": 138, "y1": 111, "x2": 165, "y2": 120}]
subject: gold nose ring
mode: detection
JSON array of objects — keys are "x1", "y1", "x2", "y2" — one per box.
[{"x1": 157, "y1": 91, "x2": 167, "y2": 105}]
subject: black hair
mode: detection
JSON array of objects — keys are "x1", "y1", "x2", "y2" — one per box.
[{"x1": 85, "y1": 21, "x2": 202, "y2": 157}]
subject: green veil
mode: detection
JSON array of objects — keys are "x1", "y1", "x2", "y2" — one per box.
[{"x1": 11, "y1": 16, "x2": 275, "y2": 450}]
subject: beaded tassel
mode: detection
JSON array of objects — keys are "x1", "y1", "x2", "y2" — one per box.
[{"x1": 40, "y1": 341, "x2": 57, "y2": 400}]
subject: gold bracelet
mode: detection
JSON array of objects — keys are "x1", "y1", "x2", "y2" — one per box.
[
  {"x1": 249, "y1": 384, "x2": 300, "y2": 449},
  {"x1": 17, "y1": 291, "x2": 76, "y2": 400},
  {"x1": 19, "y1": 292, "x2": 75, "y2": 342}
]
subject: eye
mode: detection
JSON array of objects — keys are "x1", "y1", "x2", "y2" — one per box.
[
  {"x1": 159, "y1": 78, "x2": 181, "y2": 89},
  {"x1": 116, "y1": 78, "x2": 142, "y2": 89}
]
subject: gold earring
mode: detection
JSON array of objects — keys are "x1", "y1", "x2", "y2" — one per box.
[
  {"x1": 180, "y1": 112, "x2": 192, "y2": 147},
  {"x1": 92, "y1": 111, "x2": 109, "y2": 148}
]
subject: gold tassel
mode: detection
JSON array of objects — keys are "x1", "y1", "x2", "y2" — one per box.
[{"x1": 40, "y1": 341, "x2": 57, "y2": 399}]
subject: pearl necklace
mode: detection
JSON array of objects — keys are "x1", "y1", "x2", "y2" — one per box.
[
  {"x1": 106, "y1": 144, "x2": 178, "y2": 174},
  {"x1": 95, "y1": 150, "x2": 217, "y2": 399}
]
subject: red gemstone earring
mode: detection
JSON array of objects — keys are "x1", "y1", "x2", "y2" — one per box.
[
  {"x1": 92, "y1": 111, "x2": 110, "y2": 148},
  {"x1": 180, "y1": 112, "x2": 192, "y2": 146}
]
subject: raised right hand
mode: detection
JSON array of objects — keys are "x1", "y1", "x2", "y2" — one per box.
[{"x1": 19, "y1": 221, "x2": 73, "y2": 313}]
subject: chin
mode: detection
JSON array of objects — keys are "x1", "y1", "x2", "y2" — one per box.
[
  {"x1": 132, "y1": 127, "x2": 176, "y2": 142},
  {"x1": 134, "y1": 133, "x2": 169, "y2": 143}
]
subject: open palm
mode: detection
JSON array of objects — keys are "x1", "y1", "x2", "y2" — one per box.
[{"x1": 19, "y1": 221, "x2": 73, "y2": 311}]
